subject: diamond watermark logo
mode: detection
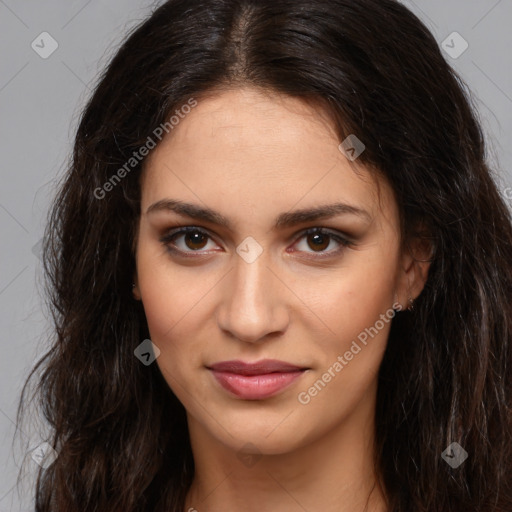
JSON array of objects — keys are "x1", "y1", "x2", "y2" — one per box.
[
  {"x1": 236, "y1": 236, "x2": 263, "y2": 263},
  {"x1": 134, "y1": 339, "x2": 161, "y2": 366},
  {"x1": 236, "y1": 442, "x2": 263, "y2": 468},
  {"x1": 31, "y1": 238, "x2": 44, "y2": 261},
  {"x1": 441, "y1": 32, "x2": 468, "y2": 59},
  {"x1": 31, "y1": 442, "x2": 58, "y2": 469},
  {"x1": 338, "y1": 134, "x2": 365, "y2": 161},
  {"x1": 31, "y1": 32, "x2": 59, "y2": 59},
  {"x1": 441, "y1": 442, "x2": 468, "y2": 468}
]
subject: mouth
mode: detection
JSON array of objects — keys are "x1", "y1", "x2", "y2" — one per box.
[{"x1": 207, "y1": 359, "x2": 309, "y2": 400}]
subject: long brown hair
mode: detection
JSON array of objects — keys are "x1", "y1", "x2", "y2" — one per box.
[{"x1": 17, "y1": 0, "x2": 512, "y2": 510}]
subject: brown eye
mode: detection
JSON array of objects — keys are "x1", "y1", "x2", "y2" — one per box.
[
  {"x1": 292, "y1": 227, "x2": 351, "y2": 258},
  {"x1": 160, "y1": 227, "x2": 218, "y2": 255},
  {"x1": 160, "y1": 226, "x2": 351, "y2": 259},
  {"x1": 183, "y1": 231, "x2": 208, "y2": 250},
  {"x1": 306, "y1": 232, "x2": 330, "y2": 252}
]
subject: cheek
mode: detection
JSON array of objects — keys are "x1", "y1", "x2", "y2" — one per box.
[
  {"x1": 139, "y1": 266, "x2": 208, "y2": 404},
  {"x1": 293, "y1": 249, "x2": 398, "y2": 402},
  {"x1": 136, "y1": 239, "x2": 210, "y2": 336},
  {"x1": 295, "y1": 249, "x2": 398, "y2": 342},
  {"x1": 135, "y1": 246, "x2": 206, "y2": 374}
]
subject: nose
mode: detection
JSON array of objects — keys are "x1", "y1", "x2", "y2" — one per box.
[{"x1": 216, "y1": 251, "x2": 290, "y2": 343}]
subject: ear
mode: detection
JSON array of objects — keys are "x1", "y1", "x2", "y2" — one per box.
[{"x1": 396, "y1": 231, "x2": 433, "y2": 309}]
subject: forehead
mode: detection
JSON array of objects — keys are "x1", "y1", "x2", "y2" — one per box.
[{"x1": 140, "y1": 87, "x2": 396, "y2": 229}]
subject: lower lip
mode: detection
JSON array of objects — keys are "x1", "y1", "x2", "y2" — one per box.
[{"x1": 209, "y1": 370, "x2": 305, "y2": 400}]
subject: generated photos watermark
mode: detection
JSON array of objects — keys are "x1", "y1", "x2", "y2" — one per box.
[
  {"x1": 297, "y1": 301, "x2": 403, "y2": 405},
  {"x1": 30, "y1": 441, "x2": 58, "y2": 469},
  {"x1": 134, "y1": 338, "x2": 161, "y2": 366},
  {"x1": 338, "y1": 134, "x2": 365, "y2": 161},
  {"x1": 441, "y1": 441, "x2": 468, "y2": 468}
]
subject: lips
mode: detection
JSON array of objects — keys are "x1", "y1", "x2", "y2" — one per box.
[
  {"x1": 208, "y1": 359, "x2": 305, "y2": 375},
  {"x1": 207, "y1": 359, "x2": 308, "y2": 400}
]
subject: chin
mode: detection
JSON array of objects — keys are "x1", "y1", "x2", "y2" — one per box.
[{"x1": 205, "y1": 413, "x2": 311, "y2": 456}]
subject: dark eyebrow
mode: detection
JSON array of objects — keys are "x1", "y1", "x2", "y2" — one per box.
[{"x1": 146, "y1": 199, "x2": 371, "y2": 229}]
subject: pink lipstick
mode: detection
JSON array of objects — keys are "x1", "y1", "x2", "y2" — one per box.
[{"x1": 207, "y1": 359, "x2": 307, "y2": 400}]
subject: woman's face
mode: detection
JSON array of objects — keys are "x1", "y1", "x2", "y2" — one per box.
[{"x1": 134, "y1": 87, "x2": 423, "y2": 455}]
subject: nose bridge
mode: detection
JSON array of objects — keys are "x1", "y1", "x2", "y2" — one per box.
[
  {"x1": 233, "y1": 250, "x2": 270, "y2": 306},
  {"x1": 216, "y1": 249, "x2": 288, "y2": 342}
]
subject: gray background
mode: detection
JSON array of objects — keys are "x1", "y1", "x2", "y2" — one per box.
[{"x1": 0, "y1": 1, "x2": 511, "y2": 510}]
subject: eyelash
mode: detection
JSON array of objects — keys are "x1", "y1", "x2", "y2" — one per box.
[{"x1": 159, "y1": 226, "x2": 352, "y2": 259}]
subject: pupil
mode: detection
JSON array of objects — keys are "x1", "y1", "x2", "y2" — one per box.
[
  {"x1": 186, "y1": 232, "x2": 207, "y2": 250},
  {"x1": 309, "y1": 233, "x2": 329, "y2": 251}
]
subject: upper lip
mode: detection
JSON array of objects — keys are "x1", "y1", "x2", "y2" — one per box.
[{"x1": 208, "y1": 359, "x2": 307, "y2": 376}]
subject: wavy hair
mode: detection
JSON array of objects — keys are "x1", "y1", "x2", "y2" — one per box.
[{"x1": 17, "y1": 0, "x2": 512, "y2": 510}]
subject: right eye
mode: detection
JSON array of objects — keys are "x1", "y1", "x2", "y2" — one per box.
[{"x1": 160, "y1": 226, "x2": 222, "y2": 256}]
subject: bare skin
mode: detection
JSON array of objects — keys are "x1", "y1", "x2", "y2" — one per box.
[{"x1": 133, "y1": 87, "x2": 430, "y2": 512}]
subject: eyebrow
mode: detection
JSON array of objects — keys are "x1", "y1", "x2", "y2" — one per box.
[{"x1": 146, "y1": 199, "x2": 371, "y2": 230}]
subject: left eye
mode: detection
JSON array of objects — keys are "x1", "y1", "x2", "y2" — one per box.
[
  {"x1": 160, "y1": 227, "x2": 351, "y2": 257},
  {"x1": 292, "y1": 228, "x2": 351, "y2": 256}
]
